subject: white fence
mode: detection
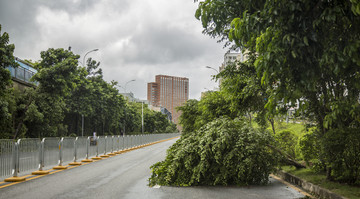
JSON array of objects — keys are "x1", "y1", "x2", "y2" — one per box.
[{"x1": 0, "y1": 133, "x2": 179, "y2": 180}]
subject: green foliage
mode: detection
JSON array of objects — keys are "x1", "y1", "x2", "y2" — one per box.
[
  {"x1": 177, "y1": 91, "x2": 233, "y2": 135},
  {"x1": 0, "y1": 24, "x2": 17, "y2": 90},
  {"x1": 195, "y1": 0, "x2": 360, "y2": 184},
  {"x1": 282, "y1": 166, "x2": 360, "y2": 199},
  {"x1": 0, "y1": 25, "x2": 18, "y2": 138},
  {"x1": 351, "y1": 0, "x2": 360, "y2": 15},
  {"x1": 0, "y1": 25, "x2": 174, "y2": 138},
  {"x1": 197, "y1": 91, "x2": 234, "y2": 126},
  {"x1": 299, "y1": 128, "x2": 321, "y2": 166},
  {"x1": 177, "y1": 99, "x2": 201, "y2": 134},
  {"x1": 322, "y1": 127, "x2": 360, "y2": 184},
  {"x1": 275, "y1": 130, "x2": 298, "y2": 159},
  {"x1": 218, "y1": 57, "x2": 270, "y2": 127},
  {"x1": 149, "y1": 117, "x2": 278, "y2": 186}
]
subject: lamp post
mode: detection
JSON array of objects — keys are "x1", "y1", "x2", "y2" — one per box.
[
  {"x1": 81, "y1": 49, "x2": 99, "y2": 137},
  {"x1": 205, "y1": 66, "x2": 219, "y2": 73},
  {"x1": 82, "y1": 49, "x2": 99, "y2": 67},
  {"x1": 124, "y1": 79, "x2": 136, "y2": 93},
  {"x1": 117, "y1": 80, "x2": 136, "y2": 137},
  {"x1": 142, "y1": 102, "x2": 144, "y2": 134}
]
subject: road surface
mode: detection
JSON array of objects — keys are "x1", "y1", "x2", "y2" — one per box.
[{"x1": 0, "y1": 138, "x2": 307, "y2": 199}]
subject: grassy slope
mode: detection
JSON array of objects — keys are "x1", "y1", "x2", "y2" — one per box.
[
  {"x1": 254, "y1": 120, "x2": 360, "y2": 198},
  {"x1": 282, "y1": 166, "x2": 360, "y2": 199},
  {"x1": 267, "y1": 121, "x2": 306, "y2": 137},
  {"x1": 272, "y1": 121, "x2": 360, "y2": 199}
]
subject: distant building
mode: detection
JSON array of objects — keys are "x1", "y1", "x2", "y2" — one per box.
[
  {"x1": 149, "y1": 105, "x2": 172, "y2": 121},
  {"x1": 147, "y1": 82, "x2": 158, "y2": 105},
  {"x1": 147, "y1": 75, "x2": 189, "y2": 125},
  {"x1": 219, "y1": 50, "x2": 248, "y2": 85},
  {"x1": 120, "y1": 92, "x2": 149, "y2": 104}
]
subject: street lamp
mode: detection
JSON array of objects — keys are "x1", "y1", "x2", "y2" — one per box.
[
  {"x1": 205, "y1": 66, "x2": 219, "y2": 73},
  {"x1": 81, "y1": 48, "x2": 99, "y2": 137},
  {"x1": 82, "y1": 49, "x2": 99, "y2": 67},
  {"x1": 124, "y1": 79, "x2": 136, "y2": 93},
  {"x1": 118, "y1": 79, "x2": 135, "y2": 137},
  {"x1": 142, "y1": 102, "x2": 144, "y2": 135}
]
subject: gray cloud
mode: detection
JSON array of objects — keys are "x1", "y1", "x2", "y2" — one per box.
[
  {"x1": 121, "y1": 22, "x2": 214, "y2": 65},
  {"x1": 0, "y1": 0, "x2": 226, "y2": 100}
]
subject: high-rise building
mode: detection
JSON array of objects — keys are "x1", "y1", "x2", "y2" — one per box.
[
  {"x1": 219, "y1": 50, "x2": 248, "y2": 85},
  {"x1": 147, "y1": 75, "x2": 189, "y2": 125}
]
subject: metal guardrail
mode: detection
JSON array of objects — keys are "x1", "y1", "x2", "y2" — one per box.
[
  {"x1": 6, "y1": 66, "x2": 38, "y2": 85},
  {"x1": 0, "y1": 133, "x2": 179, "y2": 180}
]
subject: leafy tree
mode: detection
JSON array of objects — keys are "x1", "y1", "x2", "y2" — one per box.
[
  {"x1": 63, "y1": 65, "x2": 91, "y2": 135},
  {"x1": 20, "y1": 48, "x2": 81, "y2": 137},
  {"x1": 177, "y1": 99, "x2": 201, "y2": 135},
  {"x1": 0, "y1": 25, "x2": 16, "y2": 92},
  {"x1": 275, "y1": 130, "x2": 298, "y2": 159},
  {"x1": 198, "y1": 91, "x2": 234, "y2": 124},
  {"x1": 149, "y1": 117, "x2": 278, "y2": 186},
  {"x1": 124, "y1": 102, "x2": 141, "y2": 134},
  {"x1": 0, "y1": 32, "x2": 172, "y2": 138},
  {"x1": 153, "y1": 111, "x2": 170, "y2": 133},
  {"x1": 196, "y1": 0, "x2": 360, "y2": 182},
  {"x1": 177, "y1": 92, "x2": 233, "y2": 135},
  {"x1": 0, "y1": 24, "x2": 18, "y2": 138},
  {"x1": 218, "y1": 57, "x2": 274, "y2": 130}
]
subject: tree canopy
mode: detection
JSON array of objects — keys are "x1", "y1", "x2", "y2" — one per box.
[{"x1": 195, "y1": 0, "x2": 360, "y2": 183}]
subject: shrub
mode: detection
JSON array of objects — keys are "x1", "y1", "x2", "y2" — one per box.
[
  {"x1": 322, "y1": 127, "x2": 360, "y2": 184},
  {"x1": 275, "y1": 130, "x2": 298, "y2": 159},
  {"x1": 149, "y1": 117, "x2": 278, "y2": 186},
  {"x1": 299, "y1": 128, "x2": 321, "y2": 167}
]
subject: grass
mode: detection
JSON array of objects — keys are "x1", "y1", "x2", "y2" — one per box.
[
  {"x1": 282, "y1": 166, "x2": 360, "y2": 199},
  {"x1": 256, "y1": 120, "x2": 360, "y2": 198},
  {"x1": 267, "y1": 120, "x2": 306, "y2": 137},
  {"x1": 269, "y1": 121, "x2": 360, "y2": 198}
]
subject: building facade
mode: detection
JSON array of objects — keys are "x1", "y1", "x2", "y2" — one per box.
[
  {"x1": 147, "y1": 75, "x2": 189, "y2": 125},
  {"x1": 219, "y1": 50, "x2": 248, "y2": 85}
]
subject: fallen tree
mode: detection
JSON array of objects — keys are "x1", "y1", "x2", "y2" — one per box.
[{"x1": 149, "y1": 117, "x2": 279, "y2": 186}]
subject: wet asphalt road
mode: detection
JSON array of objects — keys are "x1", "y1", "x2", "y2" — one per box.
[{"x1": 0, "y1": 138, "x2": 305, "y2": 199}]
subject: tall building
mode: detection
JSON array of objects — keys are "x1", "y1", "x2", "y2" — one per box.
[
  {"x1": 219, "y1": 50, "x2": 248, "y2": 85},
  {"x1": 147, "y1": 75, "x2": 189, "y2": 125}
]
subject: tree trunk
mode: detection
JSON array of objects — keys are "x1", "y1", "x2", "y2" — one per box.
[
  {"x1": 249, "y1": 112, "x2": 252, "y2": 126},
  {"x1": 13, "y1": 96, "x2": 33, "y2": 139},
  {"x1": 326, "y1": 166, "x2": 333, "y2": 180},
  {"x1": 268, "y1": 117, "x2": 276, "y2": 135},
  {"x1": 267, "y1": 144, "x2": 306, "y2": 169}
]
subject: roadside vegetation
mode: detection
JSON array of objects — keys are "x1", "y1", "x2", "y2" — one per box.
[
  {"x1": 282, "y1": 166, "x2": 360, "y2": 199},
  {"x1": 149, "y1": 0, "x2": 360, "y2": 192},
  {"x1": 0, "y1": 24, "x2": 177, "y2": 139}
]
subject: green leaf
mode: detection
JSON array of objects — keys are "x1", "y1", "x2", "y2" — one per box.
[{"x1": 303, "y1": 36, "x2": 309, "y2": 46}]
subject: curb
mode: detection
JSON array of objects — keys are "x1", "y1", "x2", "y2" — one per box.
[{"x1": 275, "y1": 170, "x2": 347, "y2": 199}]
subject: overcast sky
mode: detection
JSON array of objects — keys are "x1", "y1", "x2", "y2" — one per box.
[{"x1": 0, "y1": 0, "x2": 227, "y2": 100}]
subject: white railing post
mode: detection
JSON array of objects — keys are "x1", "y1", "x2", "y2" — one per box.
[
  {"x1": 82, "y1": 136, "x2": 93, "y2": 162},
  {"x1": 4, "y1": 139, "x2": 26, "y2": 182},
  {"x1": 53, "y1": 138, "x2": 67, "y2": 169},
  {"x1": 13, "y1": 139, "x2": 21, "y2": 177},
  {"x1": 100, "y1": 136, "x2": 109, "y2": 158},
  {"x1": 91, "y1": 136, "x2": 102, "y2": 160},
  {"x1": 69, "y1": 137, "x2": 81, "y2": 165},
  {"x1": 108, "y1": 136, "x2": 116, "y2": 156},
  {"x1": 32, "y1": 138, "x2": 49, "y2": 175}
]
